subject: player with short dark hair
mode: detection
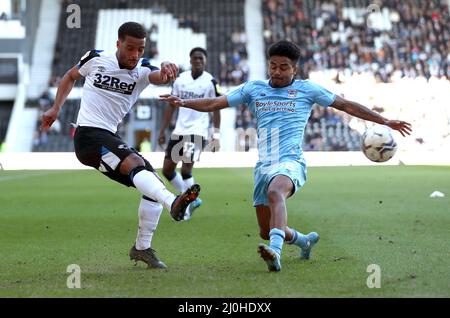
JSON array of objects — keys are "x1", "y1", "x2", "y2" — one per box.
[
  {"x1": 158, "y1": 47, "x2": 221, "y2": 220},
  {"x1": 41, "y1": 21, "x2": 200, "y2": 269},
  {"x1": 189, "y1": 47, "x2": 208, "y2": 58},
  {"x1": 118, "y1": 21, "x2": 147, "y2": 40},
  {"x1": 161, "y1": 40, "x2": 412, "y2": 272}
]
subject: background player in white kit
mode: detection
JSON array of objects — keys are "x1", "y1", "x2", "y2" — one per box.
[
  {"x1": 40, "y1": 22, "x2": 200, "y2": 269},
  {"x1": 158, "y1": 48, "x2": 221, "y2": 220}
]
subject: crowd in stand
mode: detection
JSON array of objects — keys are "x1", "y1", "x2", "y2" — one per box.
[
  {"x1": 232, "y1": 0, "x2": 450, "y2": 151},
  {"x1": 262, "y1": 0, "x2": 449, "y2": 82},
  {"x1": 219, "y1": 30, "x2": 250, "y2": 86}
]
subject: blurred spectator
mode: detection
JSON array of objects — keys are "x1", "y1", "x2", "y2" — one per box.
[
  {"x1": 151, "y1": 2, "x2": 167, "y2": 14},
  {"x1": 235, "y1": 104, "x2": 257, "y2": 151},
  {"x1": 218, "y1": 28, "x2": 249, "y2": 86},
  {"x1": 38, "y1": 90, "x2": 52, "y2": 110},
  {"x1": 145, "y1": 22, "x2": 159, "y2": 59},
  {"x1": 178, "y1": 14, "x2": 200, "y2": 32},
  {"x1": 50, "y1": 75, "x2": 61, "y2": 87},
  {"x1": 33, "y1": 128, "x2": 48, "y2": 147}
]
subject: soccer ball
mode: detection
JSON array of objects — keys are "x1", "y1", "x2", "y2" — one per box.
[{"x1": 361, "y1": 125, "x2": 397, "y2": 162}]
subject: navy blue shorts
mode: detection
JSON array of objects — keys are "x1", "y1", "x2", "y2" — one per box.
[{"x1": 74, "y1": 126, "x2": 154, "y2": 187}]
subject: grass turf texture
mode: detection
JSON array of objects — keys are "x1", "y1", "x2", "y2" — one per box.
[{"x1": 0, "y1": 166, "x2": 449, "y2": 297}]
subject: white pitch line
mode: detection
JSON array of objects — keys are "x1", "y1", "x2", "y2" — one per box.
[{"x1": 0, "y1": 171, "x2": 68, "y2": 183}]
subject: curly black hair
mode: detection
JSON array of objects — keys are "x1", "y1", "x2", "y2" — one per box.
[{"x1": 267, "y1": 40, "x2": 301, "y2": 63}]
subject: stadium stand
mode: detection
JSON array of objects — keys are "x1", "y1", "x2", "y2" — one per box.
[
  {"x1": 35, "y1": 0, "x2": 249, "y2": 152},
  {"x1": 248, "y1": 0, "x2": 450, "y2": 151},
  {"x1": 51, "y1": 0, "x2": 248, "y2": 87},
  {"x1": 262, "y1": 0, "x2": 449, "y2": 82}
]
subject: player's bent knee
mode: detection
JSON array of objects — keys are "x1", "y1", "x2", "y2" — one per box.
[
  {"x1": 129, "y1": 166, "x2": 148, "y2": 182},
  {"x1": 120, "y1": 154, "x2": 145, "y2": 175},
  {"x1": 267, "y1": 189, "x2": 283, "y2": 203}
]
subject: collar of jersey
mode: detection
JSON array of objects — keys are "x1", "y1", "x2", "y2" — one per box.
[
  {"x1": 191, "y1": 71, "x2": 204, "y2": 80},
  {"x1": 269, "y1": 78, "x2": 295, "y2": 89}
]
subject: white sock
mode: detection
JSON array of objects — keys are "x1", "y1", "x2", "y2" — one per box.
[
  {"x1": 135, "y1": 198, "x2": 163, "y2": 250},
  {"x1": 169, "y1": 171, "x2": 185, "y2": 193},
  {"x1": 183, "y1": 176, "x2": 194, "y2": 191},
  {"x1": 132, "y1": 170, "x2": 176, "y2": 211}
]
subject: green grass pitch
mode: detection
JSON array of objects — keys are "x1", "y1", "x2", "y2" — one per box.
[{"x1": 0, "y1": 166, "x2": 449, "y2": 297}]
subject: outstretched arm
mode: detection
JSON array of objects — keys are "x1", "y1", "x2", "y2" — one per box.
[
  {"x1": 40, "y1": 66, "x2": 82, "y2": 131},
  {"x1": 159, "y1": 94, "x2": 229, "y2": 112},
  {"x1": 148, "y1": 61, "x2": 179, "y2": 85},
  {"x1": 330, "y1": 95, "x2": 412, "y2": 136}
]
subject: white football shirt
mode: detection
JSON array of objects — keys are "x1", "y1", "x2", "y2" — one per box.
[
  {"x1": 76, "y1": 50, "x2": 158, "y2": 133},
  {"x1": 171, "y1": 70, "x2": 219, "y2": 138}
]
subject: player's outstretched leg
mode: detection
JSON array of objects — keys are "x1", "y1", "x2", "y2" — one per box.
[
  {"x1": 170, "y1": 184, "x2": 201, "y2": 221},
  {"x1": 130, "y1": 167, "x2": 200, "y2": 221}
]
